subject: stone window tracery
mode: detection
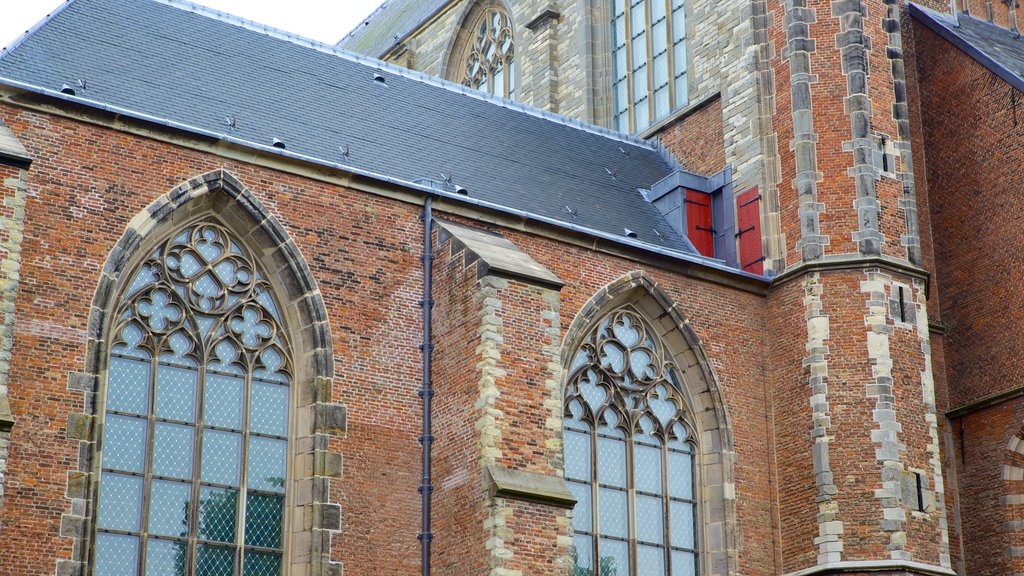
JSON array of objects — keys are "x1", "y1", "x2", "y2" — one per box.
[
  {"x1": 462, "y1": 7, "x2": 516, "y2": 99},
  {"x1": 564, "y1": 306, "x2": 699, "y2": 576},
  {"x1": 612, "y1": 0, "x2": 688, "y2": 133},
  {"x1": 94, "y1": 223, "x2": 291, "y2": 576}
]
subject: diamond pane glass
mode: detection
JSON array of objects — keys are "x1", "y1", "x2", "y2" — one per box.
[
  {"x1": 597, "y1": 435, "x2": 626, "y2": 487},
  {"x1": 201, "y1": 430, "x2": 242, "y2": 486},
  {"x1": 149, "y1": 480, "x2": 192, "y2": 537},
  {"x1": 145, "y1": 539, "x2": 188, "y2": 576},
  {"x1": 564, "y1": 430, "x2": 592, "y2": 481},
  {"x1": 153, "y1": 422, "x2": 195, "y2": 479},
  {"x1": 156, "y1": 364, "x2": 197, "y2": 422},
  {"x1": 195, "y1": 544, "x2": 235, "y2": 576},
  {"x1": 243, "y1": 551, "x2": 282, "y2": 576},
  {"x1": 204, "y1": 372, "x2": 243, "y2": 430},
  {"x1": 573, "y1": 534, "x2": 593, "y2": 576},
  {"x1": 638, "y1": 544, "x2": 667, "y2": 576},
  {"x1": 599, "y1": 487, "x2": 628, "y2": 538},
  {"x1": 103, "y1": 415, "x2": 147, "y2": 473},
  {"x1": 249, "y1": 382, "x2": 288, "y2": 437},
  {"x1": 107, "y1": 355, "x2": 151, "y2": 415},
  {"x1": 598, "y1": 538, "x2": 629, "y2": 576},
  {"x1": 668, "y1": 451, "x2": 693, "y2": 499},
  {"x1": 634, "y1": 442, "x2": 663, "y2": 494},
  {"x1": 637, "y1": 494, "x2": 665, "y2": 543},
  {"x1": 671, "y1": 550, "x2": 697, "y2": 576},
  {"x1": 670, "y1": 501, "x2": 696, "y2": 549},
  {"x1": 568, "y1": 481, "x2": 592, "y2": 532},
  {"x1": 244, "y1": 493, "x2": 283, "y2": 549},
  {"x1": 198, "y1": 487, "x2": 238, "y2": 543},
  {"x1": 95, "y1": 533, "x2": 140, "y2": 576},
  {"x1": 97, "y1": 473, "x2": 142, "y2": 531},
  {"x1": 247, "y1": 437, "x2": 286, "y2": 493}
]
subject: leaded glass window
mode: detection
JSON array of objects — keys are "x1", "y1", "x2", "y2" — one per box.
[
  {"x1": 564, "y1": 307, "x2": 699, "y2": 576},
  {"x1": 612, "y1": 0, "x2": 688, "y2": 133},
  {"x1": 95, "y1": 223, "x2": 291, "y2": 576},
  {"x1": 462, "y1": 8, "x2": 516, "y2": 99}
]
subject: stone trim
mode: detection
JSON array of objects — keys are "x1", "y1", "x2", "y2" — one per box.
[
  {"x1": 59, "y1": 170, "x2": 342, "y2": 576},
  {"x1": 833, "y1": 0, "x2": 884, "y2": 255},
  {"x1": 0, "y1": 137, "x2": 29, "y2": 523},
  {"x1": 784, "y1": 0, "x2": 828, "y2": 261},
  {"x1": 886, "y1": 4, "x2": 923, "y2": 265},
  {"x1": 435, "y1": 219, "x2": 564, "y2": 288},
  {"x1": 780, "y1": 559, "x2": 958, "y2": 576},
  {"x1": 772, "y1": 254, "x2": 931, "y2": 297},
  {"x1": 562, "y1": 271, "x2": 739, "y2": 576},
  {"x1": 803, "y1": 272, "x2": 844, "y2": 565},
  {"x1": 524, "y1": 7, "x2": 562, "y2": 30},
  {"x1": 912, "y1": 278, "x2": 952, "y2": 568},
  {"x1": 485, "y1": 464, "x2": 576, "y2": 508},
  {"x1": 946, "y1": 385, "x2": 1024, "y2": 419},
  {"x1": 860, "y1": 271, "x2": 910, "y2": 561}
]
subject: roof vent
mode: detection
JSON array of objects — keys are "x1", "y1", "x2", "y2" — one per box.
[
  {"x1": 60, "y1": 84, "x2": 76, "y2": 95},
  {"x1": 624, "y1": 228, "x2": 638, "y2": 239},
  {"x1": 272, "y1": 138, "x2": 286, "y2": 149},
  {"x1": 618, "y1": 146, "x2": 631, "y2": 157},
  {"x1": 374, "y1": 73, "x2": 388, "y2": 86},
  {"x1": 225, "y1": 115, "x2": 237, "y2": 129},
  {"x1": 454, "y1": 185, "x2": 468, "y2": 195},
  {"x1": 605, "y1": 168, "x2": 618, "y2": 180},
  {"x1": 564, "y1": 205, "x2": 579, "y2": 219},
  {"x1": 340, "y1": 144, "x2": 351, "y2": 158}
]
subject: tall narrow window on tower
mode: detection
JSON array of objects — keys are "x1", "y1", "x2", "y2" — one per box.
[
  {"x1": 612, "y1": 0, "x2": 688, "y2": 133},
  {"x1": 462, "y1": 7, "x2": 516, "y2": 99},
  {"x1": 564, "y1": 306, "x2": 699, "y2": 576}
]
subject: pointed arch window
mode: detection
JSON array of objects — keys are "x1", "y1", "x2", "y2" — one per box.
[
  {"x1": 93, "y1": 223, "x2": 291, "y2": 576},
  {"x1": 462, "y1": 7, "x2": 516, "y2": 99},
  {"x1": 564, "y1": 306, "x2": 699, "y2": 576}
]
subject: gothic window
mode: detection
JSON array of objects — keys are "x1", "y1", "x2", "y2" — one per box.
[
  {"x1": 462, "y1": 7, "x2": 516, "y2": 99},
  {"x1": 93, "y1": 223, "x2": 291, "y2": 576},
  {"x1": 612, "y1": 0, "x2": 688, "y2": 133},
  {"x1": 564, "y1": 307, "x2": 699, "y2": 576}
]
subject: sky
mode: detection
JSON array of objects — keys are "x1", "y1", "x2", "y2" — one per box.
[{"x1": 1, "y1": 0, "x2": 385, "y2": 51}]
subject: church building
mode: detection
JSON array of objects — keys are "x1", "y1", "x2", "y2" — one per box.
[{"x1": 0, "y1": 0, "x2": 1022, "y2": 574}]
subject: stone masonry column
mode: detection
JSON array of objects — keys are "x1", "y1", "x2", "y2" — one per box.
[
  {"x1": 0, "y1": 121, "x2": 31, "y2": 523},
  {"x1": 430, "y1": 220, "x2": 574, "y2": 576},
  {"x1": 763, "y1": 0, "x2": 951, "y2": 572}
]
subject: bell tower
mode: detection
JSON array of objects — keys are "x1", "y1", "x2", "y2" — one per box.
[{"x1": 762, "y1": 0, "x2": 953, "y2": 572}]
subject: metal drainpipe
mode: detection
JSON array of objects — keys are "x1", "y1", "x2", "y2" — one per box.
[{"x1": 418, "y1": 196, "x2": 436, "y2": 575}]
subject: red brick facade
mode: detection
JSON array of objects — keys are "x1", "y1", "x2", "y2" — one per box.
[{"x1": 1, "y1": 1, "x2": 1024, "y2": 575}]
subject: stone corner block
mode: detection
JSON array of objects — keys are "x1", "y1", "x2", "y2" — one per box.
[
  {"x1": 314, "y1": 403, "x2": 347, "y2": 435},
  {"x1": 485, "y1": 464, "x2": 576, "y2": 509}
]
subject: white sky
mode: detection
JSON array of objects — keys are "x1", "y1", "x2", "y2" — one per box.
[{"x1": 1, "y1": 0, "x2": 385, "y2": 51}]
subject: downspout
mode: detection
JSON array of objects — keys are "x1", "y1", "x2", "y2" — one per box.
[{"x1": 418, "y1": 196, "x2": 436, "y2": 575}]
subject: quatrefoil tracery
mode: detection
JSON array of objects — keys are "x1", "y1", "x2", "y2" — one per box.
[
  {"x1": 565, "y1": 307, "x2": 693, "y2": 443},
  {"x1": 112, "y1": 223, "x2": 290, "y2": 379}
]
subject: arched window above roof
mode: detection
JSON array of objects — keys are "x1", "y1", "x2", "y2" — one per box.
[{"x1": 459, "y1": 4, "x2": 516, "y2": 99}]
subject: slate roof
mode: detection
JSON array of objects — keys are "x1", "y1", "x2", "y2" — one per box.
[
  {"x1": 0, "y1": 0, "x2": 695, "y2": 253},
  {"x1": 337, "y1": 0, "x2": 449, "y2": 58},
  {"x1": 909, "y1": 3, "x2": 1024, "y2": 92}
]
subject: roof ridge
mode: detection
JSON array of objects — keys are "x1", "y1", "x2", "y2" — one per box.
[
  {"x1": 140, "y1": 0, "x2": 659, "y2": 150},
  {"x1": 336, "y1": 0, "x2": 392, "y2": 46},
  {"x1": 0, "y1": 0, "x2": 79, "y2": 61}
]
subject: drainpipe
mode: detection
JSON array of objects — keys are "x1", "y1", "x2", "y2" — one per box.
[{"x1": 418, "y1": 196, "x2": 436, "y2": 575}]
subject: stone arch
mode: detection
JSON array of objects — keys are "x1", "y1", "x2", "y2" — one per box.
[
  {"x1": 1004, "y1": 429, "x2": 1024, "y2": 574},
  {"x1": 59, "y1": 170, "x2": 343, "y2": 576},
  {"x1": 441, "y1": 0, "x2": 516, "y2": 93},
  {"x1": 562, "y1": 270, "x2": 738, "y2": 576}
]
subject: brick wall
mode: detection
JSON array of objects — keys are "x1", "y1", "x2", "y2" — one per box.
[
  {"x1": 0, "y1": 96, "x2": 783, "y2": 575},
  {"x1": 913, "y1": 19, "x2": 1024, "y2": 575},
  {"x1": 656, "y1": 96, "x2": 726, "y2": 177}
]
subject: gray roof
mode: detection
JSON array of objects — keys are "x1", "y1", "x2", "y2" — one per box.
[
  {"x1": 0, "y1": 0, "x2": 694, "y2": 253},
  {"x1": 338, "y1": 0, "x2": 449, "y2": 58},
  {"x1": 909, "y1": 3, "x2": 1024, "y2": 93}
]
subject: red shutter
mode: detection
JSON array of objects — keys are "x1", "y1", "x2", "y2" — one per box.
[
  {"x1": 736, "y1": 187, "x2": 764, "y2": 275},
  {"x1": 685, "y1": 189, "x2": 714, "y2": 257}
]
